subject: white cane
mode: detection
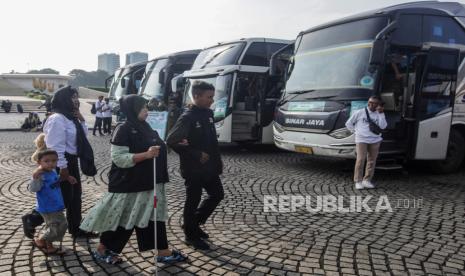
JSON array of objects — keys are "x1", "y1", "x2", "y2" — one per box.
[{"x1": 153, "y1": 150, "x2": 159, "y2": 276}]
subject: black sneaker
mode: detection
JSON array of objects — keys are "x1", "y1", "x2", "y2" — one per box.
[
  {"x1": 198, "y1": 227, "x2": 209, "y2": 239},
  {"x1": 182, "y1": 224, "x2": 209, "y2": 239},
  {"x1": 185, "y1": 237, "x2": 210, "y2": 250},
  {"x1": 21, "y1": 214, "x2": 35, "y2": 239}
]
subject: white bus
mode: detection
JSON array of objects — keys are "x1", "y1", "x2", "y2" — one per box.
[
  {"x1": 271, "y1": 2, "x2": 465, "y2": 173},
  {"x1": 178, "y1": 38, "x2": 292, "y2": 144}
]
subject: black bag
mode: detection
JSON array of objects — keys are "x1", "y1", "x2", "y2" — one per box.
[
  {"x1": 91, "y1": 103, "x2": 97, "y2": 114},
  {"x1": 76, "y1": 126, "x2": 97, "y2": 176},
  {"x1": 365, "y1": 108, "x2": 383, "y2": 135}
]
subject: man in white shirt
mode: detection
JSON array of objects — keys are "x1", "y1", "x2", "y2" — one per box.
[
  {"x1": 93, "y1": 96, "x2": 104, "y2": 136},
  {"x1": 102, "y1": 98, "x2": 113, "y2": 135},
  {"x1": 346, "y1": 96, "x2": 387, "y2": 190}
]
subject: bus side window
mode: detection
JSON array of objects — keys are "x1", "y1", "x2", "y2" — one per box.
[
  {"x1": 241, "y1": 42, "x2": 268, "y2": 66},
  {"x1": 391, "y1": 15, "x2": 422, "y2": 47},
  {"x1": 422, "y1": 16, "x2": 465, "y2": 45}
]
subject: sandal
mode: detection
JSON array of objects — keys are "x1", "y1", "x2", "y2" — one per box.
[
  {"x1": 93, "y1": 249, "x2": 123, "y2": 265},
  {"x1": 32, "y1": 240, "x2": 65, "y2": 256},
  {"x1": 157, "y1": 249, "x2": 188, "y2": 264}
]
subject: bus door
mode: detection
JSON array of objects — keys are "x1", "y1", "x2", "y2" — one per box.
[{"x1": 412, "y1": 46, "x2": 459, "y2": 160}]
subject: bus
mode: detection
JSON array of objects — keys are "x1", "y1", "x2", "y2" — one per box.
[
  {"x1": 271, "y1": 1, "x2": 465, "y2": 173},
  {"x1": 138, "y1": 50, "x2": 200, "y2": 133},
  {"x1": 179, "y1": 38, "x2": 292, "y2": 144},
  {"x1": 107, "y1": 61, "x2": 147, "y2": 119}
]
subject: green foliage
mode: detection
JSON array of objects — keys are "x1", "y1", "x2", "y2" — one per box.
[
  {"x1": 27, "y1": 68, "x2": 60, "y2": 74},
  {"x1": 69, "y1": 69, "x2": 110, "y2": 88}
]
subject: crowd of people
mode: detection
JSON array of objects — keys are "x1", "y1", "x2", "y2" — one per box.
[{"x1": 23, "y1": 83, "x2": 387, "y2": 266}]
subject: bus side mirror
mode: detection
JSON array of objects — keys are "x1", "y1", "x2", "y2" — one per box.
[
  {"x1": 369, "y1": 21, "x2": 397, "y2": 66},
  {"x1": 121, "y1": 78, "x2": 126, "y2": 88},
  {"x1": 105, "y1": 75, "x2": 114, "y2": 90},
  {"x1": 171, "y1": 75, "x2": 185, "y2": 93},
  {"x1": 270, "y1": 43, "x2": 294, "y2": 77},
  {"x1": 159, "y1": 70, "x2": 165, "y2": 85},
  {"x1": 369, "y1": 39, "x2": 386, "y2": 66}
]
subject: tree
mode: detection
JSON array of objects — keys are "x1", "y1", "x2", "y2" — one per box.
[
  {"x1": 27, "y1": 68, "x2": 60, "y2": 74},
  {"x1": 68, "y1": 69, "x2": 110, "y2": 88}
]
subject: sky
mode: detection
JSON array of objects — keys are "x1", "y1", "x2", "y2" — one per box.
[{"x1": 1, "y1": 0, "x2": 461, "y2": 75}]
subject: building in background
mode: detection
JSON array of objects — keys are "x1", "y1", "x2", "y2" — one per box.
[
  {"x1": 126, "y1": 52, "x2": 148, "y2": 65},
  {"x1": 0, "y1": 74, "x2": 73, "y2": 95},
  {"x1": 98, "y1": 53, "x2": 120, "y2": 75}
]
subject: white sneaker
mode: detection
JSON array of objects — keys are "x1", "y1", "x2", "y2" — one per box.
[
  {"x1": 355, "y1": 182, "x2": 364, "y2": 190},
  {"x1": 362, "y1": 180, "x2": 375, "y2": 189}
]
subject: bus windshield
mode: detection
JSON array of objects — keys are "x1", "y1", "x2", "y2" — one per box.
[
  {"x1": 139, "y1": 59, "x2": 169, "y2": 100},
  {"x1": 192, "y1": 42, "x2": 245, "y2": 69},
  {"x1": 185, "y1": 74, "x2": 233, "y2": 120},
  {"x1": 285, "y1": 17, "x2": 388, "y2": 93}
]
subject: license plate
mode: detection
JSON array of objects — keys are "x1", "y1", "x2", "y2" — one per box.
[{"x1": 295, "y1": 145, "x2": 313, "y2": 154}]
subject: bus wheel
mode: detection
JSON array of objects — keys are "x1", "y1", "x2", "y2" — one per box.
[{"x1": 430, "y1": 129, "x2": 465, "y2": 174}]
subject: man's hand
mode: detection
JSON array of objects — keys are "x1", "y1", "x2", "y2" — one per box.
[
  {"x1": 32, "y1": 166, "x2": 44, "y2": 179},
  {"x1": 200, "y1": 152, "x2": 210, "y2": 164},
  {"x1": 377, "y1": 105, "x2": 385, "y2": 113}
]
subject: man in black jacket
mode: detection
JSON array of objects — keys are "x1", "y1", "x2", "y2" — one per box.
[{"x1": 166, "y1": 81, "x2": 224, "y2": 250}]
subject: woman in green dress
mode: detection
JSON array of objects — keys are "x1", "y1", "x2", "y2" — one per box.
[{"x1": 80, "y1": 95, "x2": 187, "y2": 264}]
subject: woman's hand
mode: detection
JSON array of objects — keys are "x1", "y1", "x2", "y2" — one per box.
[
  {"x1": 145, "y1": 146, "x2": 160, "y2": 159},
  {"x1": 74, "y1": 110, "x2": 85, "y2": 122},
  {"x1": 59, "y1": 168, "x2": 70, "y2": 181},
  {"x1": 67, "y1": 175, "x2": 78, "y2": 185}
]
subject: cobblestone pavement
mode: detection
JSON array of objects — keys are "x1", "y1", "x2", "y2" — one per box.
[{"x1": 0, "y1": 132, "x2": 465, "y2": 276}]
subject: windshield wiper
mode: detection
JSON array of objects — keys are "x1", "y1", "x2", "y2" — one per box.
[
  {"x1": 288, "y1": 89, "x2": 315, "y2": 95},
  {"x1": 277, "y1": 89, "x2": 316, "y2": 106},
  {"x1": 200, "y1": 46, "x2": 235, "y2": 69}
]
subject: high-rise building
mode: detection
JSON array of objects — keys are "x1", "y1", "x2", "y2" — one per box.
[
  {"x1": 98, "y1": 53, "x2": 120, "y2": 75},
  {"x1": 126, "y1": 52, "x2": 148, "y2": 65}
]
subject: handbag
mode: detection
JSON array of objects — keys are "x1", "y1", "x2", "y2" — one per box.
[{"x1": 365, "y1": 108, "x2": 383, "y2": 135}]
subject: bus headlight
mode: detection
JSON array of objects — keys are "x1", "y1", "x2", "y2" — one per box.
[{"x1": 328, "y1": 127, "x2": 352, "y2": 139}]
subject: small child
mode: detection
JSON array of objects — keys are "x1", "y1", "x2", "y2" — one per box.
[{"x1": 28, "y1": 149, "x2": 67, "y2": 255}]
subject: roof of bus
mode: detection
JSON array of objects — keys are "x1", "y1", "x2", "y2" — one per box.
[
  {"x1": 302, "y1": 1, "x2": 465, "y2": 35},
  {"x1": 147, "y1": 49, "x2": 201, "y2": 63},
  {"x1": 204, "y1": 37, "x2": 293, "y2": 49},
  {"x1": 118, "y1": 61, "x2": 148, "y2": 70}
]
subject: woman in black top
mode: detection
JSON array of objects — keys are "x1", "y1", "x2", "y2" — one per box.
[{"x1": 80, "y1": 95, "x2": 187, "y2": 264}]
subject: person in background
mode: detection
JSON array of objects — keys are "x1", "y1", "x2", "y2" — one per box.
[
  {"x1": 21, "y1": 113, "x2": 35, "y2": 131},
  {"x1": 93, "y1": 96, "x2": 104, "y2": 136},
  {"x1": 2, "y1": 100, "x2": 12, "y2": 113},
  {"x1": 345, "y1": 96, "x2": 387, "y2": 190},
  {"x1": 102, "y1": 98, "x2": 113, "y2": 135},
  {"x1": 166, "y1": 81, "x2": 224, "y2": 250}
]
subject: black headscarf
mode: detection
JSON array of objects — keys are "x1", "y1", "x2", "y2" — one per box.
[
  {"x1": 119, "y1": 95, "x2": 153, "y2": 137},
  {"x1": 51, "y1": 86, "x2": 77, "y2": 120},
  {"x1": 51, "y1": 86, "x2": 97, "y2": 176}
]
